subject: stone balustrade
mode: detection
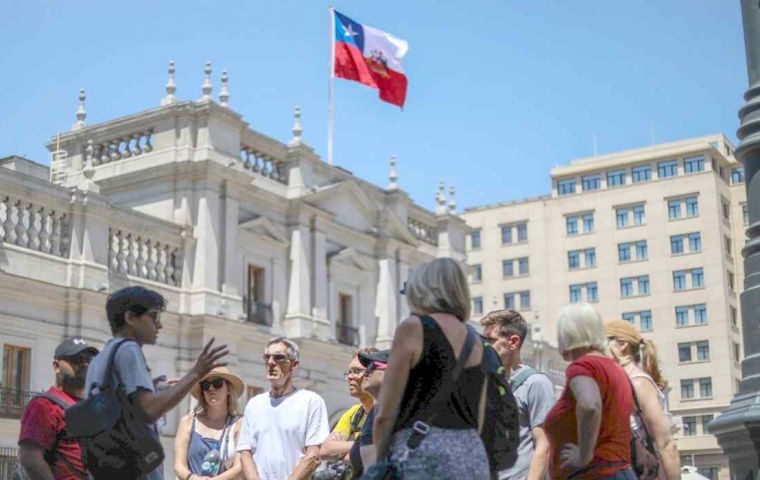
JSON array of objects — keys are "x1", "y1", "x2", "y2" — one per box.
[
  {"x1": 108, "y1": 227, "x2": 183, "y2": 287},
  {"x1": 239, "y1": 145, "x2": 287, "y2": 184},
  {"x1": 408, "y1": 217, "x2": 438, "y2": 246},
  {"x1": 0, "y1": 195, "x2": 71, "y2": 257},
  {"x1": 90, "y1": 130, "x2": 154, "y2": 166}
]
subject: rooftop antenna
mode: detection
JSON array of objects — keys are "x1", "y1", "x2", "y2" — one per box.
[
  {"x1": 592, "y1": 132, "x2": 598, "y2": 157},
  {"x1": 49, "y1": 132, "x2": 69, "y2": 184}
]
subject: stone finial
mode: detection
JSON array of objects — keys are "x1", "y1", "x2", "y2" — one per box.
[
  {"x1": 84, "y1": 139, "x2": 95, "y2": 173},
  {"x1": 71, "y1": 89, "x2": 87, "y2": 131},
  {"x1": 435, "y1": 181, "x2": 447, "y2": 215},
  {"x1": 79, "y1": 139, "x2": 100, "y2": 193},
  {"x1": 387, "y1": 156, "x2": 398, "y2": 191},
  {"x1": 200, "y1": 61, "x2": 213, "y2": 100},
  {"x1": 219, "y1": 70, "x2": 230, "y2": 107},
  {"x1": 448, "y1": 186, "x2": 457, "y2": 214},
  {"x1": 161, "y1": 61, "x2": 177, "y2": 106},
  {"x1": 288, "y1": 106, "x2": 303, "y2": 147}
]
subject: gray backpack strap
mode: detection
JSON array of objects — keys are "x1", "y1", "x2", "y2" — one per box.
[{"x1": 509, "y1": 366, "x2": 539, "y2": 391}]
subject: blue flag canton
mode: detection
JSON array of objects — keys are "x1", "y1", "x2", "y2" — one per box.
[{"x1": 334, "y1": 11, "x2": 365, "y2": 52}]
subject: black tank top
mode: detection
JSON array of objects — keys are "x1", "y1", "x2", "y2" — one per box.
[{"x1": 393, "y1": 315, "x2": 485, "y2": 432}]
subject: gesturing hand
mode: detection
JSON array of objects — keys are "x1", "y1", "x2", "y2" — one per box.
[
  {"x1": 191, "y1": 338, "x2": 229, "y2": 378},
  {"x1": 560, "y1": 443, "x2": 589, "y2": 470}
]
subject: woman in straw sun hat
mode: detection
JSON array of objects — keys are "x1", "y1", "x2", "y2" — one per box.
[{"x1": 174, "y1": 366, "x2": 245, "y2": 480}]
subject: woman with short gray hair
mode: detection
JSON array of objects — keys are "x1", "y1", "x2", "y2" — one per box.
[
  {"x1": 372, "y1": 257, "x2": 489, "y2": 479},
  {"x1": 544, "y1": 303, "x2": 636, "y2": 479}
]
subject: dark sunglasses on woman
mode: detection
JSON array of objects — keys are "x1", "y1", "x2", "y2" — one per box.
[{"x1": 199, "y1": 378, "x2": 226, "y2": 391}]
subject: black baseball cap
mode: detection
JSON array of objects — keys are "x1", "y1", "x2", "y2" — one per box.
[
  {"x1": 358, "y1": 350, "x2": 390, "y2": 368},
  {"x1": 54, "y1": 337, "x2": 99, "y2": 359}
]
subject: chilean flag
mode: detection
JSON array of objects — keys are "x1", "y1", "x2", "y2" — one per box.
[{"x1": 332, "y1": 10, "x2": 409, "y2": 108}]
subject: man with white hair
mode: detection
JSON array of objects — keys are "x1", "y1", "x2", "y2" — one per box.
[{"x1": 238, "y1": 337, "x2": 330, "y2": 480}]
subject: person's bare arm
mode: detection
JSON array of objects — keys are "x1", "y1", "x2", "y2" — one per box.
[
  {"x1": 527, "y1": 426, "x2": 550, "y2": 480},
  {"x1": 173, "y1": 414, "x2": 194, "y2": 480},
  {"x1": 360, "y1": 444, "x2": 377, "y2": 470},
  {"x1": 373, "y1": 317, "x2": 422, "y2": 460},
  {"x1": 320, "y1": 431, "x2": 353, "y2": 461},
  {"x1": 288, "y1": 445, "x2": 321, "y2": 480},
  {"x1": 18, "y1": 443, "x2": 55, "y2": 480},
  {"x1": 633, "y1": 378, "x2": 680, "y2": 480},
  {"x1": 240, "y1": 450, "x2": 261, "y2": 480},
  {"x1": 560, "y1": 376, "x2": 602, "y2": 469},
  {"x1": 135, "y1": 339, "x2": 228, "y2": 423}
]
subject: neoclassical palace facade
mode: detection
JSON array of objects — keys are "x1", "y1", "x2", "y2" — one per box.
[{"x1": 0, "y1": 76, "x2": 471, "y2": 473}]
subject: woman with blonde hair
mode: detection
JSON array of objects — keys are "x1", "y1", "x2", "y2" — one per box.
[
  {"x1": 605, "y1": 319, "x2": 680, "y2": 479},
  {"x1": 544, "y1": 303, "x2": 635, "y2": 479},
  {"x1": 174, "y1": 366, "x2": 244, "y2": 480},
  {"x1": 372, "y1": 257, "x2": 490, "y2": 479}
]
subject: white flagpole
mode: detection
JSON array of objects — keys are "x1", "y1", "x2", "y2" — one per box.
[{"x1": 327, "y1": 6, "x2": 335, "y2": 166}]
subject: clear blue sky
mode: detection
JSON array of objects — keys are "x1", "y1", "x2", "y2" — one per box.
[{"x1": 0, "y1": 0, "x2": 746, "y2": 211}]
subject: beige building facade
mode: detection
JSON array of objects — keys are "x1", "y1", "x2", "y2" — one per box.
[
  {"x1": 0, "y1": 65, "x2": 468, "y2": 477},
  {"x1": 462, "y1": 134, "x2": 747, "y2": 479}
]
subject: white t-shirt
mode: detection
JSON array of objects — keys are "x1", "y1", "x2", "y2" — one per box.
[{"x1": 237, "y1": 388, "x2": 329, "y2": 480}]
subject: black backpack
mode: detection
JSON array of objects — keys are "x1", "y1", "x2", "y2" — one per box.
[
  {"x1": 477, "y1": 336, "x2": 520, "y2": 478},
  {"x1": 65, "y1": 339, "x2": 164, "y2": 478}
]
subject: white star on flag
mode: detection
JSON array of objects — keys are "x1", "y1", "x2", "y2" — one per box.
[{"x1": 343, "y1": 24, "x2": 358, "y2": 38}]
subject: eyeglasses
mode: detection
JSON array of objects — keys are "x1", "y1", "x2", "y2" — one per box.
[
  {"x1": 145, "y1": 310, "x2": 162, "y2": 326},
  {"x1": 480, "y1": 334, "x2": 500, "y2": 344},
  {"x1": 200, "y1": 378, "x2": 225, "y2": 391},
  {"x1": 263, "y1": 353, "x2": 290, "y2": 363},
  {"x1": 343, "y1": 368, "x2": 367, "y2": 377}
]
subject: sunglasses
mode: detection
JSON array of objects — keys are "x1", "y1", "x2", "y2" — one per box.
[
  {"x1": 200, "y1": 378, "x2": 225, "y2": 391},
  {"x1": 263, "y1": 353, "x2": 290, "y2": 363},
  {"x1": 343, "y1": 368, "x2": 367, "y2": 377}
]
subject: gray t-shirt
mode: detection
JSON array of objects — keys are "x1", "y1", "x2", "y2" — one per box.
[
  {"x1": 85, "y1": 337, "x2": 163, "y2": 480},
  {"x1": 498, "y1": 366, "x2": 555, "y2": 480}
]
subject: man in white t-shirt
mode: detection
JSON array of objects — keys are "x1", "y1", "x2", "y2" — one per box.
[{"x1": 238, "y1": 337, "x2": 329, "y2": 480}]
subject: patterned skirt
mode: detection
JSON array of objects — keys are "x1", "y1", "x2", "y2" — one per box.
[{"x1": 389, "y1": 426, "x2": 490, "y2": 480}]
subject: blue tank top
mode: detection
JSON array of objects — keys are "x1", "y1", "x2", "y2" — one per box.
[{"x1": 187, "y1": 416, "x2": 229, "y2": 475}]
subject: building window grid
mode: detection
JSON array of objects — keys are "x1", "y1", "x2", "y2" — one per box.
[
  {"x1": 607, "y1": 170, "x2": 625, "y2": 187},
  {"x1": 582, "y1": 174, "x2": 601, "y2": 191},
  {"x1": 502, "y1": 259, "x2": 514, "y2": 277},
  {"x1": 732, "y1": 167, "x2": 745, "y2": 184},
  {"x1": 696, "y1": 341, "x2": 710, "y2": 361},
  {"x1": 683, "y1": 416, "x2": 697, "y2": 436},
  {"x1": 684, "y1": 155, "x2": 705, "y2": 173},
  {"x1": 473, "y1": 297, "x2": 483, "y2": 315},
  {"x1": 518, "y1": 257, "x2": 529, "y2": 275},
  {"x1": 558, "y1": 179, "x2": 576, "y2": 196},
  {"x1": 623, "y1": 310, "x2": 652, "y2": 332},
  {"x1": 569, "y1": 282, "x2": 598, "y2": 303},
  {"x1": 517, "y1": 223, "x2": 528, "y2": 242},
  {"x1": 699, "y1": 378, "x2": 713, "y2": 398},
  {"x1": 504, "y1": 291, "x2": 531, "y2": 311},
  {"x1": 632, "y1": 165, "x2": 652, "y2": 183},
  {"x1": 471, "y1": 230, "x2": 481, "y2": 250},
  {"x1": 681, "y1": 380, "x2": 695, "y2": 400},
  {"x1": 674, "y1": 268, "x2": 704, "y2": 290},
  {"x1": 658, "y1": 160, "x2": 678, "y2": 178},
  {"x1": 501, "y1": 225, "x2": 513, "y2": 245},
  {"x1": 675, "y1": 304, "x2": 708, "y2": 327},
  {"x1": 616, "y1": 208, "x2": 629, "y2": 228},
  {"x1": 633, "y1": 205, "x2": 646, "y2": 225},
  {"x1": 582, "y1": 213, "x2": 594, "y2": 232},
  {"x1": 472, "y1": 264, "x2": 482, "y2": 283}
]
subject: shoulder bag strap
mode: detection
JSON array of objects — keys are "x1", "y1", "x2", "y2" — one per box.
[
  {"x1": 509, "y1": 367, "x2": 539, "y2": 391},
  {"x1": 87, "y1": 338, "x2": 133, "y2": 396},
  {"x1": 626, "y1": 377, "x2": 657, "y2": 449},
  {"x1": 406, "y1": 321, "x2": 477, "y2": 450}
]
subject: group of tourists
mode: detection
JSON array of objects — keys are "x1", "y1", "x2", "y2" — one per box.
[{"x1": 15, "y1": 257, "x2": 680, "y2": 480}]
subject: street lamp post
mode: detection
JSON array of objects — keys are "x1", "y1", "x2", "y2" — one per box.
[{"x1": 709, "y1": 1, "x2": 760, "y2": 477}]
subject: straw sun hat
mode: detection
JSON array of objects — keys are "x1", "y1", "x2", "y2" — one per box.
[{"x1": 190, "y1": 366, "x2": 245, "y2": 400}]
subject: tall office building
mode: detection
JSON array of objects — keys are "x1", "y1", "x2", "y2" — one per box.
[{"x1": 462, "y1": 134, "x2": 747, "y2": 479}]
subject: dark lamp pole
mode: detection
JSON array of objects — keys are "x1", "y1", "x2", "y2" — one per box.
[{"x1": 709, "y1": 1, "x2": 760, "y2": 477}]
